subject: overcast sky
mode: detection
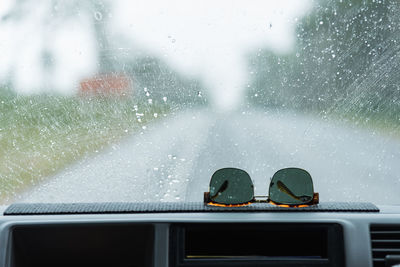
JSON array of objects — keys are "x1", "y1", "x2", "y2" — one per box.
[{"x1": 0, "y1": 0, "x2": 311, "y2": 110}]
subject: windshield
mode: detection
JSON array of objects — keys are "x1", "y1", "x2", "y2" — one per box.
[{"x1": 1, "y1": 0, "x2": 399, "y2": 205}]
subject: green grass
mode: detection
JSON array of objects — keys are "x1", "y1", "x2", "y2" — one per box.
[
  {"x1": 318, "y1": 108, "x2": 400, "y2": 140},
  {"x1": 0, "y1": 93, "x2": 168, "y2": 203}
]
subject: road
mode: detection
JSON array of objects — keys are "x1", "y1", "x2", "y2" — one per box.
[{"x1": 19, "y1": 109, "x2": 400, "y2": 205}]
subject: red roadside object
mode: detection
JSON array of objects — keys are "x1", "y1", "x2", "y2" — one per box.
[{"x1": 79, "y1": 73, "x2": 133, "y2": 97}]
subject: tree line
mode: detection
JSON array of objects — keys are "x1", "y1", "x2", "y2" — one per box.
[{"x1": 248, "y1": 0, "x2": 400, "y2": 124}]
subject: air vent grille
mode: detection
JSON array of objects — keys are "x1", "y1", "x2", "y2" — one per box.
[{"x1": 371, "y1": 225, "x2": 400, "y2": 267}]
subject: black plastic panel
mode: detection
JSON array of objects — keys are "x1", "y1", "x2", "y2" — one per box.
[
  {"x1": 170, "y1": 223, "x2": 345, "y2": 267},
  {"x1": 10, "y1": 223, "x2": 154, "y2": 267}
]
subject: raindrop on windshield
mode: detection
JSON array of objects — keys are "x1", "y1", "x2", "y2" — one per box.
[{"x1": 94, "y1": 12, "x2": 102, "y2": 21}]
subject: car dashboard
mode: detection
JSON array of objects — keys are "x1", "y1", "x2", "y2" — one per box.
[{"x1": 0, "y1": 202, "x2": 399, "y2": 267}]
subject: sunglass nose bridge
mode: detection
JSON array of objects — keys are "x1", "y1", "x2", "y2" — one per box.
[{"x1": 253, "y1": 195, "x2": 269, "y2": 203}]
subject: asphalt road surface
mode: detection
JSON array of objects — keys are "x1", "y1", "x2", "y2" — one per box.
[{"x1": 19, "y1": 109, "x2": 400, "y2": 205}]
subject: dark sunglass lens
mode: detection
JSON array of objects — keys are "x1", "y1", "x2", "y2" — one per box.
[
  {"x1": 269, "y1": 168, "x2": 314, "y2": 205},
  {"x1": 209, "y1": 168, "x2": 254, "y2": 205}
]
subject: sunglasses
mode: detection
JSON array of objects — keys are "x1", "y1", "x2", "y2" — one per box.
[{"x1": 204, "y1": 167, "x2": 319, "y2": 207}]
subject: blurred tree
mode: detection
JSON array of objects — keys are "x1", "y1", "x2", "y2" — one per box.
[
  {"x1": 248, "y1": 0, "x2": 400, "y2": 122},
  {"x1": 125, "y1": 56, "x2": 207, "y2": 108},
  {"x1": 0, "y1": 0, "x2": 105, "y2": 92},
  {"x1": 1, "y1": 0, "x2": 207, "y2": 108}
]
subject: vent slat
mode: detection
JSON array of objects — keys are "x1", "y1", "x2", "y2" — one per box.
[
  {"x1": 371, "y1": 231, "x2": 400, "y2": 234},
  {"x1": 370, "y1": 225, "x2": 400, "y2": 267},
  {"x1": 373, "y1": 248, "x2": 400, "y2": 252},
  {"x1": 372, "y1": 240, "x2": 400, "y2": 243}
]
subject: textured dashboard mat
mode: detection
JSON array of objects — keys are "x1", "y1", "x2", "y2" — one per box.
[{"x1": 4, "y1": 202, "x2": 379, "y2": 215}]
